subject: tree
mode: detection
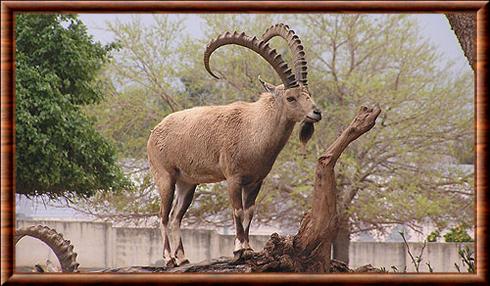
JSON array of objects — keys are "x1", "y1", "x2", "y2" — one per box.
[
  {"x1": 65, "y1": 16, "x2": 188, "y2": 221},
  {"x1": 446, "y1": 13, "x2": 476, "y2": 71},
  {"x1": 295, "y1": 15, "x2": 473, "y2": 263},
  {"x1": 76, "y1": 14, "x2": 473, "y2": 264},
  {"x1": 15, "y1": 14, "x2": 129, "y2": 198}
]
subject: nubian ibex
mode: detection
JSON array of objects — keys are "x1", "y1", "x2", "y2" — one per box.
[{"x1": 147, "y1": 23, "x2": 322, "y2": 266}]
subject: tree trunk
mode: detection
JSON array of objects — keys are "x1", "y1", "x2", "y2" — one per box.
[
  {"x1": 446, "y1": 13, "x2": 476, "y2": 71},
  {"x1": 332, "y1": 216, "x2": 350, "y2": 265}
]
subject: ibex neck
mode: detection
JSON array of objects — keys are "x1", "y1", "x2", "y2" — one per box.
[{"x1": 254, "y1": 94, "x2": 296, "y2": 157}]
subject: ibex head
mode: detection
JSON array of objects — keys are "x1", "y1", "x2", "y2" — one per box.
[
  {"x1": 259, "y1": 80, "x2": 321, "y2": 124},
  {"x1": 204, "y1": 24, "x2": 322, "y2": 146}
]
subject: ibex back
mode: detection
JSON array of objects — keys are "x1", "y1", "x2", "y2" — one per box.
[{"x1": 147, "y1": 24, "x2": 321, "y2": 266}]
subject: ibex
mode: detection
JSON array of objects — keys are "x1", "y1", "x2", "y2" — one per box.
[{"x1": 147, "y1": 24, "x2": 322, "y2": 266}]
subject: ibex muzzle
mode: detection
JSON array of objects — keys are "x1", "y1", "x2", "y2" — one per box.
[{"x1": 307, "y1": 106, "x2": 322, "y2": 122}]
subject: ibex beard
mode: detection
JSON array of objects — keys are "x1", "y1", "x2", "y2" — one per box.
[{"x1": 147, "y1": 24, "x2": 321, "y2": 267}]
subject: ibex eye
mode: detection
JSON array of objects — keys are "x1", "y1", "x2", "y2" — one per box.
[{"x1": 287, "y1": 97, "x2": 296, "y2": 102}]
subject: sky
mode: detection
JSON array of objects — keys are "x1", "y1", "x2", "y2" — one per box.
[{"x1": 77, "y1": 13, "x2": 469, "y2": 71}]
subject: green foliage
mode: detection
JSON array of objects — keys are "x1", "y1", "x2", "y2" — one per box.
[
  {"x1": 15, "y1": 14, "x2": 130, "y2": 198},
  {"x1": 444, "y1": 224, "x2": 474, "y2": 242},
  {"x1": 427, "y1": 230, "x2": 440, "y2": 242}
]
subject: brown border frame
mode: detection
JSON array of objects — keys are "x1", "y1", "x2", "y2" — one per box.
[{"x1": 1, "y1": 1, "x2": 488, "y2": 285}]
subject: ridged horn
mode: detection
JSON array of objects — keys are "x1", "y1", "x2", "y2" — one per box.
[
  {"x1": 262, "y1": 23, "x2": 308, "y2": 86},
  {"x1": 204, "y1": 31, "x2": 299, "y2": 89}
]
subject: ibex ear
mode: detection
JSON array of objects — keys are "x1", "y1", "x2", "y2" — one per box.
[{"x1": 258, "y1": 75, "x2": 276, "y2": 94}]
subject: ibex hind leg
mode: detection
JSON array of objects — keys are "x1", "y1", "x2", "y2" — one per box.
[
  {"x1": 169, "y1": 180, "x2": 196, "y2": 266},
  {"x1": 155, "y1": 169, "x2": 177, "y2": 267}
]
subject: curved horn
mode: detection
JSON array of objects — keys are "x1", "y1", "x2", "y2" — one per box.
[
  {"x1": 15, "y1": 225, "x2": 79, "y2": 272},
  {"x1": 204, "y1": 31, "x2": 299, "y2": 89},
  {"x1": 262, "y1": 23, "x2": 308, "y2": 86}
]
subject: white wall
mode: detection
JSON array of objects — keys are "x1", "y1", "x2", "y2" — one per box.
[
  {"x1": 15, "y1": 220, "x2": 473, "y2": 272},
  {"x1": 16, "y1": 220, "x2": 113, "y2": 268}
]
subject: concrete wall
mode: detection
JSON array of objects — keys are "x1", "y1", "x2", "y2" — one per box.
[
  {"x1": 16, "y1": 220, "x2": 113, "y2": 268},
  {"x1": 15, "y1": 220, "x2": 473, "y2": 272}
]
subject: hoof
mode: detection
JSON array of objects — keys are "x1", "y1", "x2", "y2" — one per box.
[
  {"x1": 232, "y1": 250, "x2": 244, "y2": 264},
  {"x1": 233, "y1": 249, "x2": 244, "y2": 260},
  {"x1": 233, "y1": 248, "x2": 254, "y2": 262},
  {"x1": 242, "y1": 248, "x2": 254, "y2": 259},
  {"x1": 177, "y1": 259, "x2": 190, "y2": 266},
  {"x1": 165, "y1": 258, "x2": 177, "y2": 268}
]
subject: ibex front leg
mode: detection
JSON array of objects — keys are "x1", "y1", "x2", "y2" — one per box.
[
  {"x1": 228, "y1": 179, "x2": 262, "y2": 259},
  {"x1": 228, "y1": 179, "x2": 247, "y2": 257},
  {"x1": 241, "y1": 181, "x2": 262, "y2": 252}
]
